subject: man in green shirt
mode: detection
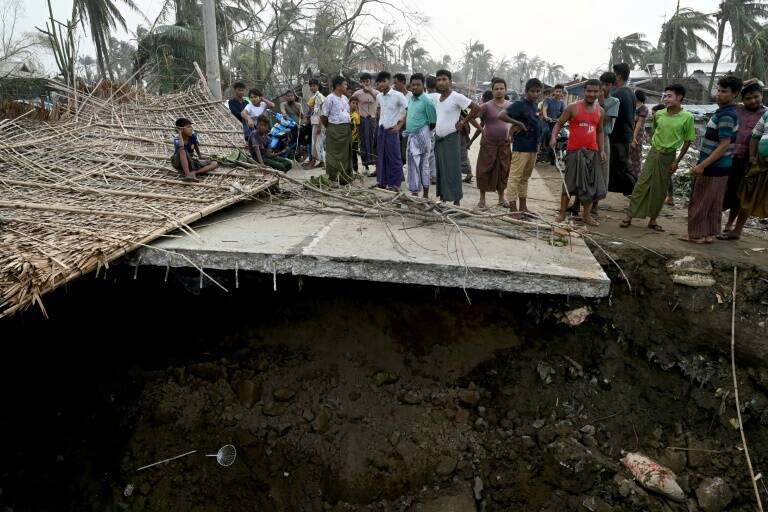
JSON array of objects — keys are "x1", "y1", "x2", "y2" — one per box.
[
  {"x1": 620, "y1": 84, "x2": 695, "y2": 231},
  {"x1": 405, "y1": 73, "x2": 437, "y2": 197}
]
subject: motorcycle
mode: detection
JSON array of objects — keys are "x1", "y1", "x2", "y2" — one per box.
[
  {"x1": 553, "y1": 125, "x2": 569, "y2": 172},
  {"x1": 269, "y1": 112, "x2": 307, "y2": 162}
]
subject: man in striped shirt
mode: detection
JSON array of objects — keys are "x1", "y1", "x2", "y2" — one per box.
[{"x1": 680, "y1": 75, "x2": 742, "y2": 244}]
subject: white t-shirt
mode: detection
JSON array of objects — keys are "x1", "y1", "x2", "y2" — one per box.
[
  {"x1": 428, "y1": 92, "x2": 440, "y2": 105},
  {"x1": 243, "y1": 101, "x2": 267, "y2": 120},
  {"x1": 376, "y1": 88, "x2": 408, "y2": 129},
  {"x1": 434, "y1": 91, "x2": 471, "y2": 137}
]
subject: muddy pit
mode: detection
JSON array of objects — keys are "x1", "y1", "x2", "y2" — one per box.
[{"x1": 1, "y1": 249, "x2": 768, "y2": 512}]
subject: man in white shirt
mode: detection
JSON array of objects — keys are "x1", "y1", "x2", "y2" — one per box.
[
  {"x1": 304, "y1": 78, "x2": 326, "y2": 169},
  {"x1": 433, "y1": 69, "x2": 480, "y2": 205},
  {"x1": 320, "y1": 75, "x2": 354, "y2": 185},
  {"x1": 375, "y1": 71, "x2": 408, "y2": 190},
  {"x1": 241, "y1": 88, "x2": 275, "y2": 138}
]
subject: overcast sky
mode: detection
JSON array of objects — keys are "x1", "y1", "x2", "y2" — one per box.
[{"x1": 17, "y1": 0, "x2": 724, "y2": 76}]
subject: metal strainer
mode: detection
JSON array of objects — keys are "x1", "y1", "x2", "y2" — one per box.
[
  {"x1": 136, "y1": 444, "x2": 236, "y2": 471},
  {"x1": 206, "y1": 444, "x2": 236, "y2": 466}
]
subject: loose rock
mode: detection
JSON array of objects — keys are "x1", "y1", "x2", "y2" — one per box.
[
  {"x1": 435, "y1": 456, "x2": 457, "y2": 476},
  {"x1": 273, "y1": 387, "x2": 295, "y2": 402},
  {"x1": 422, "y1": 493, "x2": 475, "y2": 512},
  {"x1": 311, "y1": 409, "x2": 330, "y2": 433},
  {"x1": 238, "y1": 380, "x2": 259, "y2": 408},
  {"x1": 695, "y1": 477, "x2": 733, "y2": 512},
  {"x1": 373, "y1": 371, "x2": 399, "y2": 386},
  {"x1": 458, "y1": 388, "x2": 480, "y2": 407},
  {"x1": 262, "y1": 402, "x2": 287, "y2": 417},
  {"x1": 187, "y1": 362, "x2": 220, "y2": 382}
]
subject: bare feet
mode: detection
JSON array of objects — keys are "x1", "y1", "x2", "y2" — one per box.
[
  {"x1": 665, "y1": 196, "x2": 674, "y2": 206},
  {"x1": 678, "y1": 234, "x2": 707, "y2": 244},
  {"x1": 582, "y1": 216, "x2": 600, "y2": 226},
  {"x1": 555, "y1": 214, "x2": 566, "y2": 223}
]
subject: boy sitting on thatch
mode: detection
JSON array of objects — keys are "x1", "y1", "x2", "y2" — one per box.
[{"x1": 171, "y1": 118, "x2": 219, "y2": 181}]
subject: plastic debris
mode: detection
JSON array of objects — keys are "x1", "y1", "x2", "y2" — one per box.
[
  {"x1": 562, "y1": 306, "x2": 591, "y2": 326},
  {"x1": 621, "y1": 452, "x2": 685, "y2": 502}
]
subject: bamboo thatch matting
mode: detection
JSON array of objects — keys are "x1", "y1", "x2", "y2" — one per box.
[{"x1": 0, "y1": 79, "x2": 276, "y2": 317}]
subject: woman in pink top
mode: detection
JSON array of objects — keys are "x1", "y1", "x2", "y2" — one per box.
[{"x1": 468, "y1": 78, "x2": 511, "y2": 208}]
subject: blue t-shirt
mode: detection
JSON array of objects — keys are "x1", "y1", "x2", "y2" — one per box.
[
  {"x1": 544, "y1": 97, "x2": 564, "y2": 121},
  {"x1": 173, "y1": 133, "x2": 199, "y2": 155},
  {"x1": 228, "y1": 98, "x2": 249, "y2": 121},
  {"x1": 506, "y1": 99, "x2": 540, "y2": 153},
  {"x1": 699, "y1": 104, "x2": 739, "y2": 177}
]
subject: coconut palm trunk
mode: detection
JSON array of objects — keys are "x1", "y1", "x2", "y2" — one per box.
[{"x1": 707, "y1": 13, "x2": 726, "y2": 100}]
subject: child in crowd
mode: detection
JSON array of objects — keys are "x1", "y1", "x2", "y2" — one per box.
[
  {"x1": 248, "y1": 115, "x2": 293, "y2": 172},
  {"x1": 241, "y1": 88, "x2": 275, "y2": 138},
  {"x1": 171, "y1": 118, "x2": 218, "y2": 181},
  {"x1": 350, "y1": 96, "x2": 361, "y2": 174}
]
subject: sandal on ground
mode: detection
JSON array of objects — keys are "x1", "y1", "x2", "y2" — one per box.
[
  {"x1": 716, "y1": 232, "x2": 741, "y2": 240},
  {"x1": 619, "y1": 219, "x2": 631, "y2": 228},
  {"x1": 498, "y1": 201, "x2": 510, "y2": 209},
  {"x1": 647, "y1": 223, "x2": 664, "y2": 232},
  {"x1": 476, "y1": 201, "x2": 487, "y2": 210},
  {"x1": 463, "y1": 174, "x2": 473, "y2": 183},
  {"x1": 182, "y1": 175, "x2": 199, "y2": 182}
]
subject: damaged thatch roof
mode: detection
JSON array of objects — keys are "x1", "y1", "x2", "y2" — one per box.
[{"x1": 0, "y1": 77, "x2": 276, "y2": 318}]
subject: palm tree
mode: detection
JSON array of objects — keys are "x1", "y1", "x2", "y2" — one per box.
[
  {"x1": 609, "y1": 33, "x2": 652, "y2": 68},
  {"x1": 73, "y1": 0, "x2": 140, "y2": 81},
  {"x1": 528, "y1": 56, "x2": 544, "y2": 79},
  {"x1": 400, "y1": 36, "x2": 418, "y2": 70},
  {"x1": 707, "y1": 0, "x2": 768, "y2": 96},
  {"x1": 738, "y1": 22, "x2": 768, "y2": 83},
  {"x1": 474, "y1": 48, "x2": 493, "y2": 82},
  {"x1": 658, "y1": 3, "x2": 716, "y2": 83},
  {"x1": 488, "y1": 56, "x2": 510, "y2": 79},
  {"x1": 546, "y1": 62, "x2": 565, "y2": 83},
  {"x1": 513, "y1": 51, "x2": 528, "y2": 78},
  {"x1": 410, "y1": 47, "x2": 429, "y2": 72},
  {"x1": 461, "y1": 39, "x2": 484, "y2": 83}
]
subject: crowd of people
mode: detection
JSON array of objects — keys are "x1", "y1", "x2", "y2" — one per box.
[{"x1": 170, "y1": 64, "x2": 768, "y2": 245}]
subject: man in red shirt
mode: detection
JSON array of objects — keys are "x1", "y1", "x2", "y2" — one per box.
[{"x1": 550, "y1": 79, "x2": 606, "y2": 225}]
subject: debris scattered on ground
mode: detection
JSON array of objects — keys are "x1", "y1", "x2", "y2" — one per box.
[
  {"x1": 621, "y1": 452, "x2": 686, "y2": 502},
  {"x1": 562, "y1": 306, "x2": 591, "y2": 326},
  {"x1": 666, "y1": 256, "x2": 716, "y2": 287}
]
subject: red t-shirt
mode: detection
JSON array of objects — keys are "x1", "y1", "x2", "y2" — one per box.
[{"x1": 567, "y1": 102, "x2": 601, "y2": 152}]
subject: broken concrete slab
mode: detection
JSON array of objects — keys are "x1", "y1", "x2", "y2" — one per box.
[{"x1": 130, "y1": 168, "x2": 610, "y2": 298}]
